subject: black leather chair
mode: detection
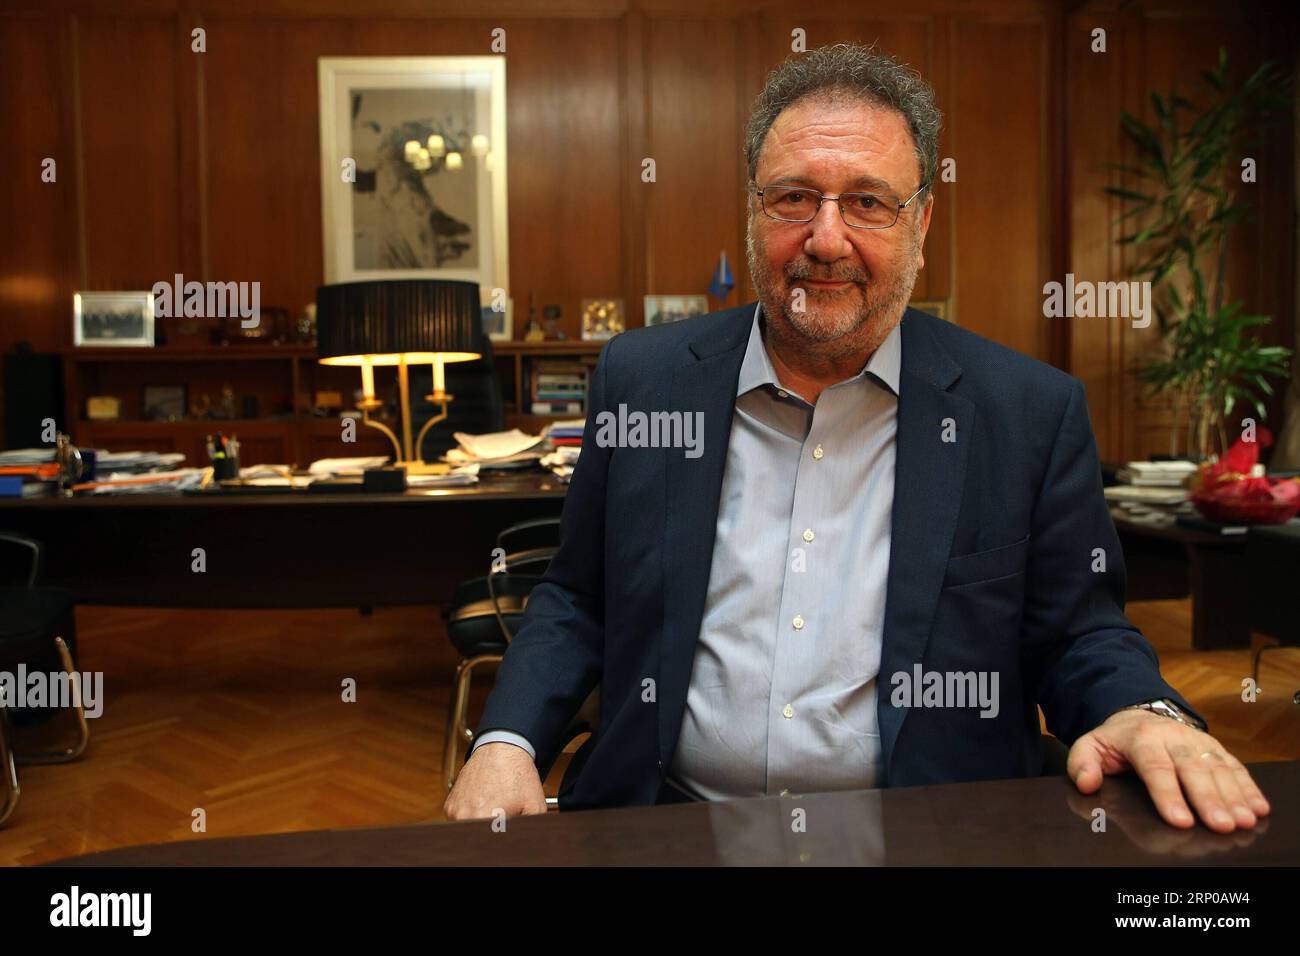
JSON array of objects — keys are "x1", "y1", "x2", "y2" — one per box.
[
  {"x1": 409, "y1": 344, "x2": 505, "y2": 462},
  {"x1": 0, "y1": 532, "x2": 89, "y2": 827},
  {"x1": 1040, "y1": 733, "x2": 1069, "y2": 776}
]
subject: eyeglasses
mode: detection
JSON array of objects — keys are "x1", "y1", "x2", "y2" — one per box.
[{"x1": 755, "y1": 182, "x2": 928, "y2": 230}]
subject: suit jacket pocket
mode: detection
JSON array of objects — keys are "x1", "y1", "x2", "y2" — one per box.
[{"x1": 943, "y1": 534, "x2": 1030, "y2": 588}]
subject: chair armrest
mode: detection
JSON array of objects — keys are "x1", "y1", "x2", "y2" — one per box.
[{"x1": 0, "y1": 532, "x2": 41, "y2": 588}]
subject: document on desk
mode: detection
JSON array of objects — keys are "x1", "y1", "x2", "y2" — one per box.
[{"x1": 406, "y1": 464, "x2": 480, "y2": 487}]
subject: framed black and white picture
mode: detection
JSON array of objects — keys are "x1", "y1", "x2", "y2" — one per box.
[
  {"x1": 73, "y1": 291, "x2": 155, "y2": 347},
  {"x1": 318, "y1": 56, "x2": 509, "y2": 294}
]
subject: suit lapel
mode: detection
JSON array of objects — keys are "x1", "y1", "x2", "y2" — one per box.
[
  {"x1": 878, "y1": 311, "x2": 973, "y2": 782},
  {"x1": 658, "y1": 305, "x2": 753, "y2": 769}
]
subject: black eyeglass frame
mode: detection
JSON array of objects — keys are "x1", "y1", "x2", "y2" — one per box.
[{"x1": 753, "y1": 181, "x2": 929, "y2": 230}]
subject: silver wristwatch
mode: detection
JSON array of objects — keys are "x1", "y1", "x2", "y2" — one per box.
[{"x1": 1125, "y1": 698, "x2": 1206, "y2": 732}]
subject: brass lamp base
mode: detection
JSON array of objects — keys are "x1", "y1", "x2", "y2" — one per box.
[{"x1": 396, "y1": 460, "x2": 452, "y2": 476}]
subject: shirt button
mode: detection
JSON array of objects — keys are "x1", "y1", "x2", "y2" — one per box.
[
  {"x1": 777, "y1": 389, "x2": 788, "y2": 399},
  {"x1": 812, "y1": 444, "x2": 824, "y2": 460},
  {"x1": 782, "y1": 704, "x2": 795, "y2": 719},
  {"x1": 802, "y1": 528, "x2": 814, "y2": 542},
  {"x1": 792, "y1": 614, "x2": 804, "y2": 630}
]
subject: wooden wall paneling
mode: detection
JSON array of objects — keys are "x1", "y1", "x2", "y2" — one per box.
[
  {"x1": 0, "y1": 14, "x2": 75, "y2": 442},
  {"x1": 1066, "y1": 12, "x2": 1125, "y2": 461},
  {"x1": 644, "y1": 18, "x2": 741, "y2": 318},
  {"x1": 77, "y1": 16, "x2": 181, "y2": 290},
  {"x1": 951, "y1": 17, "x2": 1048, "y2": 359},
  {"x1": 203, "y1": 17, "x2": 352, "y2": 327},
  {"x1": 620, "y1": 9, "x2": 649, "y2": 322},
  {"x1": 493, "y1": 18, "x2": 624, "y2": 337}
]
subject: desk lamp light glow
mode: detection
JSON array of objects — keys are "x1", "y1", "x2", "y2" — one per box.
[{"x1": 315, "y1": 279, "x2": 485, "y2": 475}]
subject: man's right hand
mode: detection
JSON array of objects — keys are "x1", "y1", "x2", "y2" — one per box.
[{"x1": 444, "y1": 742, "x2": 548, "y2": 820}]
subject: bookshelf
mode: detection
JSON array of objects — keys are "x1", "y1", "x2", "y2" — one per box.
[{"x1": 62, "y1": 339, "x2": 607, "y2": 466}]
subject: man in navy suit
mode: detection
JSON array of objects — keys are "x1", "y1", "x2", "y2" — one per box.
[{"x1": 446, "y1": 44, "x2": 1269, "y2": 832}]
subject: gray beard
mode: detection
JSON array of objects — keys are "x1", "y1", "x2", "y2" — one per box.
[{"x1": 745, "y1": 219, "x2": 921, "y2": 356}]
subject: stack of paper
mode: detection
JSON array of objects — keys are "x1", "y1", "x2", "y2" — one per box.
[
  {"x1": 1115, "y1": 460, "x2": 1197, "y2": 487},
  {"x1": 444, "y1": 429, "x2": 544, "y2": 468}
]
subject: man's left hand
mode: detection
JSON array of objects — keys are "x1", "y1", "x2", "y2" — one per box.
[{"x1": 1067, "y1": 708, "x2": 1271, "y2": 833}]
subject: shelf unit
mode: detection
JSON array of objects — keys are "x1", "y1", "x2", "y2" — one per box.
[{"x1": 62, "y1": 338, "x2": 608, "y2": 467}]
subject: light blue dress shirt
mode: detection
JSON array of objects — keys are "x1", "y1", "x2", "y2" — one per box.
[{"x1": 475, "y1": 304, "x2": 902, "y2": 801}]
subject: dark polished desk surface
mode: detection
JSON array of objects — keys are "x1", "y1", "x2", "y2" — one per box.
[
  {"x1": 55, "y1": 760, "x2": 1299, "y2": 866},
  {"x1": 0, "y1": 470, "x2": 567, "y2": 509},
  {"x1": 0, "y1": 472, "x2": 567, "y2": 607}
]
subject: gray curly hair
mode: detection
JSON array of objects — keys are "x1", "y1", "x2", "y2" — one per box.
[{"x1": 743, "y1": 43, "x2": 943, "y2": 201}]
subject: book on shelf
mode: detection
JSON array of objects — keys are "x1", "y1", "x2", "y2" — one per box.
[{"x1": 531, "y1": 400, "x2": 585, "y2": 415}]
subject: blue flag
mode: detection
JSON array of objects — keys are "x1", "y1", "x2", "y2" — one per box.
[{"x1": 708, "y1": 250, "x2": 734, "y2": 300}]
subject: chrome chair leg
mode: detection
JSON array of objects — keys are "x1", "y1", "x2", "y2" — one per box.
[
  {"x1": 0, "y1": 707, "x2": 19, "y2": 826},
  {"x1": 1252, "y1": 642, "x2": 1300, "y2": 704},
  {"x1": 15, "y1": 637, "x2": 90, "y2": 764},
  {"x1": 442, "y1": 654, "x2": 502, "y2": 791}
]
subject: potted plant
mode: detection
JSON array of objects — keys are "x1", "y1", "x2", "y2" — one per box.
[{"x1": 1106, "y1": 49, "x2": 1293, "y2": 459}]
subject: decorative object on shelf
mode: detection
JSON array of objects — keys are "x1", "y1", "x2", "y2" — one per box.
[
  {"x1": 316, "y1": 278, "x2": 486, "y2": 474},
  {"x1": 480, "y1": 294, "x2": 513, "y2": 342},
  {"x1": 85, "y1": 396, "x2": 122, "y2": 421},
  {"x1": 53, "y1": 432, "x2": 83, "y2": 497},
  {"x1": 644, "y1": 294, "x2": 708, "y2": 327},
  {"x1": 217, "y1": 306, "x2": 286, "y2": 345},
  {"x1": 73, "y1": 291, "x2": 155, "y2": 347},
  {"x1": 143, "y1": 385, "x2": 187, "y2": 422},
  {"x1": 189, "y1": 393, "x2": 211, "y2": 419},
  {"x1": 1189, "y1": 427, "x2": 1300, "y2": 525},
  {"x1": 318, "y1": 57, "x2": 509, "y2": 295},
  {"x1": 542, "y1": 305, "x2": 565, "y2": 340},
  {"x1": 708, "y1": 249, "x2": 735, "y2": 301},
  {"x1": 580, "y1": 298, "x2": 624, "y2": 341},
  {"x1": 909, "y1": 298, "x2": 952, "y2": 322},
  {"x1": 523, "y1": 293, "x2": 544, "y2": 342},
  {"x1": 313, "y1": 390, "x2": 344, "y2": 416},
  {"x1": 297, "y1": 302, "x2": 317, "y2": 343}
]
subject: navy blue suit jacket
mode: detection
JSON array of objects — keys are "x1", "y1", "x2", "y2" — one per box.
[{"x1": 476, "y1": 302, "x2": 1197, "y2": 810}]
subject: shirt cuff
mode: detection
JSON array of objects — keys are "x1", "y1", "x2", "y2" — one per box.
[{"x1": 471, "y1": 730, "x2": 537, "y2": 761}]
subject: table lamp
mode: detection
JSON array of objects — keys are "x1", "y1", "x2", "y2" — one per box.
[{"x1": 316, "y1": 279, "x2": 485, "y2": 475}]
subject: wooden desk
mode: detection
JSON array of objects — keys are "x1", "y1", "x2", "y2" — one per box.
[
  {"x1": 53, "y1": 760, "x2": 1300, "y2": 866},
  {"x1": 0, "y1": 472, "x2": 566, "y2": 608}
]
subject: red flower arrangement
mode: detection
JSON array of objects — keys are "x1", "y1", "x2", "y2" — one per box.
[{"x1": 1188, "y1": 427, "x2": 1300, "y2": 524}]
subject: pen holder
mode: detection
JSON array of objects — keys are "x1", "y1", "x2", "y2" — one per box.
[{"x1": 213, "y1": 456, "x2": 240, "y2": 481}]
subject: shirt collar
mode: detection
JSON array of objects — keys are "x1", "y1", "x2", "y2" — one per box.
[{"x1": 736, "y1": 302, "x2": 902, "y2": 399}]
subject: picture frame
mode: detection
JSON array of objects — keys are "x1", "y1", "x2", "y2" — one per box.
[
  {"x1": 480, "y1": 293, "x2": 513, "y2": 342},
  {"x1": 909, "y1": 298, "x2": 952, "y2": 322},
  {"x1": 143, "y1": 385, "x2": 187, "y2": 422},
  {"x1": 580, "y1": 298, "x2": 625, "y2": 341},
  {"x1": 74, "y1": 291, "x2": 155, "y2": 347},
  {"x1": 318, "y1": 56, "x2": 509, "y2": 295},
  {"x1": 644, "y1": 294, "x2": 708, "y2": 327}
]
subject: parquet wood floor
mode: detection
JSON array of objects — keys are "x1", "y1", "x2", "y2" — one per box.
[{"x1": 2, "y1": 599, "x2": 1296, "y2": 865}]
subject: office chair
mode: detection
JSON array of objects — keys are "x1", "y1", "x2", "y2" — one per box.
[
  {"x1": 1039, "y1": 733, "x2": 1069, "y2": 776},
  {"x1": 441, "y1": 517, "x2": 598, "y2": 806},
  {"x1": 0, "y1": 532, "x2": 89, "y2": 827},
  {"x1": 409, "y1": 343, "x2": 505, "y2": 462}
]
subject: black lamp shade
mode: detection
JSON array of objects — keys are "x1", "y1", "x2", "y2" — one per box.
[{"x1": 315, "y1": 279, "x2": 485, "y2": 364}]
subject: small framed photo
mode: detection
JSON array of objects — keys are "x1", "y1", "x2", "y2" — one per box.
[
  {"x1": 644, "y1": 294, "x2": 708, "y2": 327},
  {"x1": 581, "y1": 298, "x2": 625, "y2": 341},
  {"x1": 480, "y1": 294, "x2": 513, "y2": 342},
  {"x1": 74, "y1": 291, "x2": 155, "y2": 347},
  {"x1": 909, "y1": 298, "x2": 952, "y2": 322},
  {"x1": 143, "y1": 385, "x2": 187, "y2": 422}
]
